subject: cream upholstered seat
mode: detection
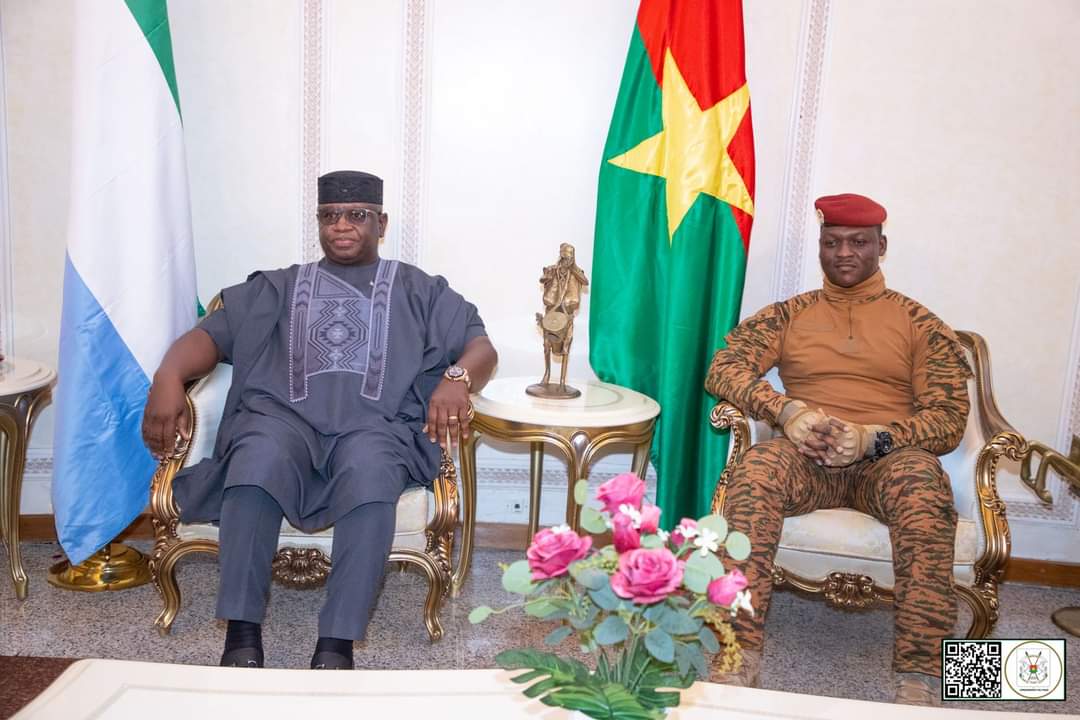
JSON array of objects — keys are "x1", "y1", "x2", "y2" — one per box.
[
  {"x1": 709, "y1": 330, "x2": 1026, "y2": 636},
  {"x1": 149, "y1": 356, "x2": 459, "y2": 642}
]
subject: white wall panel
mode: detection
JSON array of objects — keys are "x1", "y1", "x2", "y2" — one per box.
[
  {"x1": 3, "y1": 0, "x2": 73, "y2": 451},
  {"x1": 423, "y1": 0, "x2": 638, "y2": 381},
  {"x1": 169, "y1": 0, "x2": 302, "y2": 300}
]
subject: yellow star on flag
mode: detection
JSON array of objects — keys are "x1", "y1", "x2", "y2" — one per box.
[{"x1": 608, "y1": 49, "x2": 754, "y2": 243}]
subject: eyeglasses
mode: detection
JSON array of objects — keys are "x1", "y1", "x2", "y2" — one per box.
[{"x1": 316, "y1": 208, "x2": 381, "y2": 227}]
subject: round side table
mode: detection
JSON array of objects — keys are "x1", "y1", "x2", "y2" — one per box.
[
  {"x1": 452, "y1": 376, "x2": 659, "y2": 594},
  {"x1": 0, "y1": 357, "x2": 56, "y2": 599}
]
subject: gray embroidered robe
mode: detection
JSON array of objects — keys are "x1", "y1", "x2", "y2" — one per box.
[{"x1": 173, "y1": 258, "x2": 486, "y2": 532}]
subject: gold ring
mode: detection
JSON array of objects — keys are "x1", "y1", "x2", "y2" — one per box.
[{"x1": 448, "y1": 415, "x2": 459, "y2": 421}]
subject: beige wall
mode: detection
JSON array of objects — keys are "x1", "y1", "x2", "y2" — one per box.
[{"x1": 3, "y1": 0, "x2": 1078, "y2": 557}]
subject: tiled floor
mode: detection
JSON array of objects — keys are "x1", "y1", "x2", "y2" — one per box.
[{"x1": 2, "y1": 540, "x2": 1079, "y2": 714}]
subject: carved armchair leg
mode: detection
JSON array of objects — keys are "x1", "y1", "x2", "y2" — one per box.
[
  {"x1": 390, "y1": 549, "x2": 447, "y2": 642},
  {"x1": 956, "y1": 583, "x2": 998, "y2": 639},
  {"x1": 151, "y1": 541, "x2": 218, "y2": 636}
]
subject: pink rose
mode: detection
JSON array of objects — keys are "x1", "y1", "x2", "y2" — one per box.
[
  {"x1": 639, "y1": 505, "x2": 661, "y2": 534},
  {"x1": 612, "y1": 512, "x2": 641, "y2": 553},
  {"x1": 596, "y1": 473, "x2": 646, "y2": 515},
  {"x1": 671, "y1": 518, "x2": 697, "y2": 546},
  {"x1": 707, "y1": 569, "x2": 749, "y2": 606},
  {"x1": 526, "y1": 527, "x2": 592, "y2": 580},
  {"x1": 610, "y1": 547, "x2": 685, "y2": 604}
]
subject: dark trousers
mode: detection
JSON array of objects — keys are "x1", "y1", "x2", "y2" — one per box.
[
  {"x1": 723, "y1": 438, "x2": 957, "y2": 675},
  {"x1": 217, "y1": 484, "x2": 397, "y2": 640}
]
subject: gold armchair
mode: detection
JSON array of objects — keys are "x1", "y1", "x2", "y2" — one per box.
[
  {"x1": 709, "y1": 330, "x2": 1026, "y2": 637},
  {"x1": 148, "y1": 361, "x2": 459, "y2": 641}
]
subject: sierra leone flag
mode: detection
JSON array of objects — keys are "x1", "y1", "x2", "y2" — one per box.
[{"x1": 53, "y1": 0, "x2": 197, "y2": 564}]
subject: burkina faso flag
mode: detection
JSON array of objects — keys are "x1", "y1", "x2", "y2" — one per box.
[{"x1": 589, "y1": 0, "x2": 755, "y2": 525}]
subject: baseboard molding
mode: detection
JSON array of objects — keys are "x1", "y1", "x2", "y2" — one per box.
[
  {"x1": 1002, "y1": 558, "x2": 1080, "y2": 588},
  {"x1": 19, "y1": 514, "x2": 1080, "y2": 587},
  {"x1": 19, "y1": 514, "x2": 155, "y2": 543}
]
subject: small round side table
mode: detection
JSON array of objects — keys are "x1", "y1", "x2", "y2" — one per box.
[
  {"x1": 452, "y1": 376, "x2": 659, "y2": 594},
  {"x1": 0, "y1": 357, "x2": 56, "y2": 599}
]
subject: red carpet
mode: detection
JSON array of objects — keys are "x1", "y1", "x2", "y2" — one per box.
[{"x1": 0, "y1": 656, "x2": 77, "y2": 719}]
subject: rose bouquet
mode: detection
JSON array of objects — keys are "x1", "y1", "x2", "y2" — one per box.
[{"x1": 470, "y1": 473, "x2": 753, "y2": 720}]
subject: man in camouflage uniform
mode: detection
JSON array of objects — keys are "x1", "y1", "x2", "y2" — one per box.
[{"x1": 705, "y1": 193, "x2": 971, "y2": 705}]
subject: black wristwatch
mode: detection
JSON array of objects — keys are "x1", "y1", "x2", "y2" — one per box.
[{"x1": 872, "y1": 431, "x2": 894, "y2": 460}]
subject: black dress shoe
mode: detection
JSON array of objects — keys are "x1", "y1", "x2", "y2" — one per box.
[
  {"x1": 220, "y1": 646, "x2": 264, "y2": 668},
  {"x1": 310, "y1": 650, "x2": 354, "y2": 670}
]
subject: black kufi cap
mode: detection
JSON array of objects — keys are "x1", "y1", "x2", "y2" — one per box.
[{"x1": 318, "y1": 170, "x2": 383, "y2": 204}]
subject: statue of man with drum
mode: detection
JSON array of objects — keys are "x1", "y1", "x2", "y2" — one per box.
[{"x1": 528, "y1": 243, "x2": 588, "y2": 399}]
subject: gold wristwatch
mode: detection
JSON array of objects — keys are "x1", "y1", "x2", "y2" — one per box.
[{"x1": 444, "y1": 364, "x2": 472, "y2": 391}]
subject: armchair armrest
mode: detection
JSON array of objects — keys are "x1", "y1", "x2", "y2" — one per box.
[
  {"x1": 709, "y1": 400, "x2": 752, "y2": 514},
  {"x1": 955, "y1": 331, "x2": 1029, "y2": 593}
]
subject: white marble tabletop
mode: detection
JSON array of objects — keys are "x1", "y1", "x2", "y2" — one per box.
[
  {"x1": 14, "y1": 660, "x2": 1071, "y2": 719},
  {"x1": 473, "y1": 376, "x2": 660, "y2": 427},
  {"x1": 0, "y1": 357, "x2": 56, "y2": 397}
]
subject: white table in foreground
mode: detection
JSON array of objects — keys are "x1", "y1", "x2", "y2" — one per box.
[
  {"x1": 16, "y1": 660, "x2": 1072, "y2": 719},
  {"x1": 454, "y1": 377, "x2": 660, "y2": 594}
]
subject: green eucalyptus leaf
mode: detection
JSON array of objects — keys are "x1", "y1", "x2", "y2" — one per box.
[
  {"x1": 544, "y1": 625, "x2": 573, "y2": 646},
  {"x1": 656, "y1": 607, "x2": 700, "y2": 635},
  {"x1": 696, "y1": 514, "x2": 728, "y2": 542},
  {"x1": 467, "y1": 605, "x2": 493, "y2": 624},
  {"x1": 574, "y1": 567, "x2": 610, "y2": 591},
  {"x1": 588, "y1": 582, "x2": 620, "y2": 611},
  {"x1": 686, "y1": 550, "x2": 725, "y2": 581},
  {"x1": 724, "y1": 530, "x2": 751, "y2": 561},
  {"x1": 569, "y1": 603, "x2": 600, "y2": 631},
  {"x1": 674, "y1": 643, "x2": 691, "y2": 678},
  {"x1": 501, "y1": 559, "x2": 536, "y2": 595},
  {"x1": 594, "y1": 615, "x2": 630, "y2": 646},
  {"x1": 574, "y1": 479, "x2": 589, "y2": 505},
  {"x1": 525, "y1": 599, "x2": 560, "y2": 618},
  {"x1": 681, "y1": 564, "x2": 710, "y2": 594},
  {"x1": 644, "y1": 628, "x2": 675, "y2": 663},
  {"x1": 640, "y1": 533, "x2": 665, "y2": 548},
  {"x1": 643, "y1": 603, "x2": 667, "y2": 624},
  {"x1": 698, "y1": 626, "x2": 721, "y2": 653},
  {"x1": 682, "y1": 642, "x2": 709, "y2": 681},
  {"x1": 580, "y1": 506, "x2": 609, "y2": 535}
]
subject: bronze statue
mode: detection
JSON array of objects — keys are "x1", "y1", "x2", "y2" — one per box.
[{"x1": 527, "y1": 243, "x2": 588, "y2": 399}]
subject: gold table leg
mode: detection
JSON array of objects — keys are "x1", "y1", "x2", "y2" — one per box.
[
  {"x1": 527, "y1": 442, "x2": 544, "y2": 542},
  {"x1": 631, "y1": 437, "x2": 653, "y2": 480},
  {"x1": 451, "y1": 431, "x2": 479, "y2": 596},
  {"x1": 0, "y1": 386, "x2": 52, "y2": 600},
  {"x1": 451, "y1": 416, "x2": 657, "y2": 592}
]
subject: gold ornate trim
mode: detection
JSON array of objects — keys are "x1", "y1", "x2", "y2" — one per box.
[
  {"x1": 708, "y1": 401, "x2": 750, "y2": 515},
  {"x1": 272, "y1": 547, "x2": 332, "y2": 588}
]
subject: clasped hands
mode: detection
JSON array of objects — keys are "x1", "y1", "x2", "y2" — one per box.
[{"x1": 780, "y1": 400, "x2": 875, "y2": 467}]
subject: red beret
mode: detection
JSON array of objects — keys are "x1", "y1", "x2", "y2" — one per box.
[{"x1": 814, "y1": 193, "x2": 886, "y2": 226}]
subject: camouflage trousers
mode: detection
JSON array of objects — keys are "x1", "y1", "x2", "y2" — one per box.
[{"x1": 723, "y1": 437, "x2": 957, "y2": 675}]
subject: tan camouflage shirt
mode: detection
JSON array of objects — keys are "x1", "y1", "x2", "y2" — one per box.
[{"x1": 705, "y1": 271, "x2": 972, "y2": 455}]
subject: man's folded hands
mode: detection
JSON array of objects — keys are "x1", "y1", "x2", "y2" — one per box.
[{"x1": 780, "y1": 400, "x2": 888, "y2": 467}]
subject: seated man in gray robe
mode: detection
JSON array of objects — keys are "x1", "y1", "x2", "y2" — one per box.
[{"x1": 141, "y1": 170, "x2": 498, "y2": 670}]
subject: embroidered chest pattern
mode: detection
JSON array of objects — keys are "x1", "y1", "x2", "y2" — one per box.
[{"x1": 288, "y1": 260, "x2": 399, "y2": 403}]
